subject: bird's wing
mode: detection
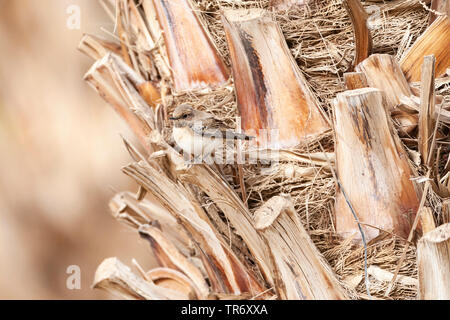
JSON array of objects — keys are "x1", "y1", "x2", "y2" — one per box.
[{"x1": 190, "y1": 118, "x2": 254, "y2": 140}]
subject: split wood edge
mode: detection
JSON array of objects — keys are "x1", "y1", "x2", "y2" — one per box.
[
  {"x1": 152, "y1": 0, "x2": 230, "y2": 93},
  {"x1": 333, "y1": 88, "x2": 419, "y2": 242},
  {"x1": 355, "y1": 54, "x2": 419, "y2": 136},
  {"x1": 254, "y1": 195, "x2": 348, "y2": 300},
  {"x1": 94, "y1": 257, "x2": 171, "y2": 300},
  {"x1": 356, "y1": 54, "x2": 412, "y2": 109},
  {"x1": 400, "y1": 16, "x2": 450, "y2": 82},
  {"x1": 84, "y1": 53, "x2": 155, "y2": 148},
  {"x1": 222, "y1": 8, "x2": 329, "y2": 149},
  {"x1": 417, "y1": 223, "x2": 450, "y2": 299},
  {"x1": 122, "y1": 160, "x2": 268, "y2": 297}
]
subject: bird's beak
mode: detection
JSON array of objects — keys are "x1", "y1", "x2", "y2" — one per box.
[{"x1": 169, "y1": 117, "x2": 177, "y2": 120}]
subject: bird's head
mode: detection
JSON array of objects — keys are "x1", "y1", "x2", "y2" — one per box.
[{"x1": 170, "y1": 104, "x2": 197, "y2": 127}]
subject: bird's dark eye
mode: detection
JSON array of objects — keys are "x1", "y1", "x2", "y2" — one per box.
[{"x1": 182, "y1": 114, "x2": 188, "y2": 119}]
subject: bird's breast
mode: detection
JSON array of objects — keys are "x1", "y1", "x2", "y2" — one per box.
[
  {"x1": 173, "y1": 127, "x2": 223, "y2": 157},
  {"x1": 173, "y1": 127, "x2": 194, "y2": 154}
]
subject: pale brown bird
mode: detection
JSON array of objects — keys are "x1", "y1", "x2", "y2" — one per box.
[{"x1": 170, "y1": 104, "x2": 253, "y2": 162}]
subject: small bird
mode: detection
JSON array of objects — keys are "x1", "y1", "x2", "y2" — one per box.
[{"x1": 170, "y1": 104, "x2": 253, "y2": 163}]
